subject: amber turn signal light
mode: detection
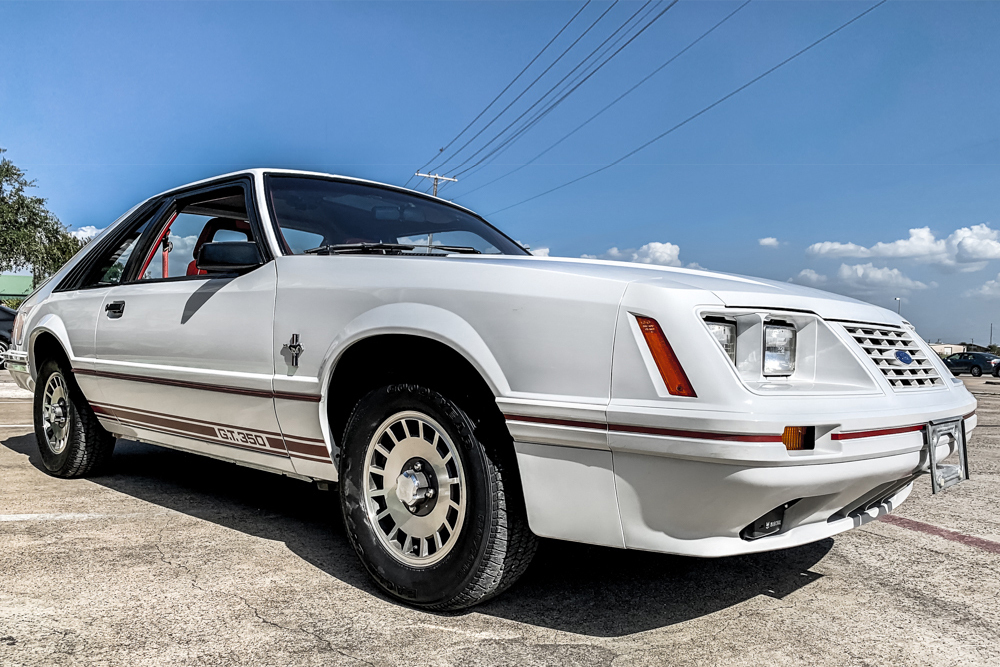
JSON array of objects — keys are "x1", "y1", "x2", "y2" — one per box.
[
  {"x1": 636, "y1": 316, "x2": 697, "y2": 398},
  {"x1": 782, "y1": 426, "x2": 815, "y2": 450}
]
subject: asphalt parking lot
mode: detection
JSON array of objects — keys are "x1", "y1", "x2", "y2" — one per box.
[{"x1": 2, "y1": 370, "x2": 999, "y2": 666}]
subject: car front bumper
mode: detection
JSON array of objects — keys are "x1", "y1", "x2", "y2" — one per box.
[{"x1": 504, "y1": 397, "x2": 976, "y2": 557}]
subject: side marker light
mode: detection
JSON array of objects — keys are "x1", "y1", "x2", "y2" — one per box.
[{"x1": 636, "y1": 316, "x2": 697, "y2": 398}]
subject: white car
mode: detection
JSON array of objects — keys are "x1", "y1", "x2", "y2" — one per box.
[{"x1": 4, "y1": 169, "x2": 976, "y2": 609}]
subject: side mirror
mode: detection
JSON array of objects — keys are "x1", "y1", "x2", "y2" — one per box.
[{"x1": 196, "y1": 242, "x2": 264, "y2": 273}]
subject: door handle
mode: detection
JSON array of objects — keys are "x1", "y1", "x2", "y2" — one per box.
[{"x1": 105, "y1": 301, "x2": 125, "y2": 319}]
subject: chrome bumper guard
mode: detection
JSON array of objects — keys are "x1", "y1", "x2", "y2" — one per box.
[
  {"x1": 2, "y1": 349, "x2": 28, "y2": 373},
  {"x1": 925, "y1": 417, "x2": 970, "y2": 494}
]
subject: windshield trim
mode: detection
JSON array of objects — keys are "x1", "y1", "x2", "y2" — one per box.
[{"x1": 262, "y1": 172, "x2": 530, "y2": 257}]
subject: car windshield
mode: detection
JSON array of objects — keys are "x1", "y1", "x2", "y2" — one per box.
[{"x1": 265, "y1": 175, "x2": 528, "y2": 256}]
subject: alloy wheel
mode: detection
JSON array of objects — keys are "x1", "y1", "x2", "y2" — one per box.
[
  {"x1": 41, "y1": 371, "x2": 71, "y2": 455},
  {"x1": 362, "y1": 411, "x2": 467, "y2": 567}
]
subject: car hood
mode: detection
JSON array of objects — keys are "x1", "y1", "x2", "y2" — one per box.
[{"x1": 459, "y1": 255, "x2": 903, "y2": 326}]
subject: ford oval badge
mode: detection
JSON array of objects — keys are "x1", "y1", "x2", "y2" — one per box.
[{"x1": 894, "y1": 350, "x2": 913, "y2": 365}]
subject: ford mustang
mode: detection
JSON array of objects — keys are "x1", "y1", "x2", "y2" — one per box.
[{"x1": 3, "y1": 169, "x2": 975, "y2": 609}]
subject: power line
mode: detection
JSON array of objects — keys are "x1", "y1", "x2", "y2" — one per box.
[
  {"x1": 449, "y1": 0, "x2": 668, "y2": 180},
  {"x1": 403, "y1": 1, "x2": 592, "y2": 189},
  {"x1": 452, "y1": 0, "x2": 753, "y2": 199},
  {"x1": 487, "y1": 0, "x2": 888, "y2": 216},
  {"x1": 421, "y1": 1, "x2": 621, "y2": 180},
  {"x1": 436, "y1": 2, "x2": 661, "y2": 191},
  {"x1": 447, "y1": 1, "x2": 676, "y2": 179}
]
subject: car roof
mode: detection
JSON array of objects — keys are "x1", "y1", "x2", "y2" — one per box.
[{"x1": 151, "y1": 168, "x2": 484, "y2": 219}]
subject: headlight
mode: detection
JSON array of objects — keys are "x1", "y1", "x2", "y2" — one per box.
[
  {"x1": 763, "y1": 323, "x2": 796, "y2": 376},
  {"x1": 12, "y1": 305, "x2": 31, "y2": 346},
  {"x1": 706, "y1": 320, "x2": 736, "y2": 363}
]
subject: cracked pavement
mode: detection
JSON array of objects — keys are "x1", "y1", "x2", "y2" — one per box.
[{"x1": 2, "y1": 370, "x2": 999, "y2": 666}]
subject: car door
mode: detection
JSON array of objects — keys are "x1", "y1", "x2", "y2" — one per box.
[
  {"x1": 91, "y1": 179, "x2": 294, "y2": 471},
  {"x1": 958, "y1": 354, "x2": 973, "y2": 372},
  {"x1": 39, "y1": 201, "x2": 166, "y2": 407}
]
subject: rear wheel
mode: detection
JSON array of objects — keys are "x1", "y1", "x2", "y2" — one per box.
[
  {"x1": 971, "y1": 365, "x2": 983, "y2": 377},
  {"x1": 34, "y1": 359, "x2": 116, "y2": 478},
  {"x1": 339, "y1": 384, "x2": 537, "y2": 610},
  {"x1": 0, "y1": 339, "x2": 8, "y2": 369}
]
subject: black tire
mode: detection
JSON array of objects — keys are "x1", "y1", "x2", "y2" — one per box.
[
  {"x1": 0, "y1": 339, "x2": 8, "y2": 370},
  {"x1": 971, "y1": 365, "x2": 983, "y2": 377},
  {"x1": 339, "y1": 383, "x2": 537, "y2": 610},
  {"x1": 33, "y1": 359, "x2": 116, "y2": 478}
]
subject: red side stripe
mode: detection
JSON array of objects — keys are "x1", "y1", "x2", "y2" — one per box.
[
  {"x1": 831, "y1": 424, "x2": 925, "y2": 441},
  {"x1": 75, "y1": 368, "x2": 321, "y2": 403},
  {"x1": 91, "y1": 401, "x2": 331, "y2": 462},
  {"x1": 611, "y1": 423, "x2": 783, "y2": 443},
  {"x1": 504, "y1": 414, "x2": 783, "y2": 443}
]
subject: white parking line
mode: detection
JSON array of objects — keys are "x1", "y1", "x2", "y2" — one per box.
[
  {"x1": 0, "y1": 514, "x2": 105, "y2": 522},
  {"x1": 0, "y1": 512, "x2": 173, "y2": 522}
]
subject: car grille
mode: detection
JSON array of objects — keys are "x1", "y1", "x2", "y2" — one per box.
[{"x1": 840, "y1": 324, "x2": 944, "y2": 390}]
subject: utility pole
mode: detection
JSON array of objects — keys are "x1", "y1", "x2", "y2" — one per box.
[
  {"x1": 414, "y1": 172, "x2": 457, "y2": 197},
  {"x1": 894, "y1": 297, "x2": 901, "y2": 314}
]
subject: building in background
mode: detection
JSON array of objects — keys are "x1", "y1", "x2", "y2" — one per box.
[
  {"x1": 930, "y1": 343, "x2": 967, "y2": 356},
  {"x1": 0, "y1": 275, "x2": 32, "y2": 301}
]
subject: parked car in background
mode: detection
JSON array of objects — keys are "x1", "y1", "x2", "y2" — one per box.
[
  {"x1": 0, "y1": 304, "x2": 16, "y2": 369},
  {"x1": 943, "y1": 352, "x2": 1000, "y2": 377},
  {"x1": 2, "y1": 169, "x2": 977, "y2": 610}
]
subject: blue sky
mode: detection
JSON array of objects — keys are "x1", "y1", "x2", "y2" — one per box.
[{"x1": 2, "y1": 1, "x2": 999, "y2": 343}]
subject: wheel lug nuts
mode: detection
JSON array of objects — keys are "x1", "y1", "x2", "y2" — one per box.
[
  {"x1": 425, "y1": 489, "x2": 435, "y2": 499},
  {"x1": 413, "y1": 462, "x2": 422, "y2": 471}
]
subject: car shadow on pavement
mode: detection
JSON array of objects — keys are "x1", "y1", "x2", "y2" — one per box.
[{"x1": 2, "y1": 435, "x2": 830, "y2": 638}]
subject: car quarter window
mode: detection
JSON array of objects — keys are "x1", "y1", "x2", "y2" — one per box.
[
  {"x1": 136, "y1": 186, "x2": 256, "y2": 281},
  {"x1": 264, "y1": 175, "x2": 528, "y2": 256}
]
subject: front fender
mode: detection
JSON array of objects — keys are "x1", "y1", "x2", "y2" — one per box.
[{"x1": 318, "y1": 302, "x2": 511, "y2": 397}]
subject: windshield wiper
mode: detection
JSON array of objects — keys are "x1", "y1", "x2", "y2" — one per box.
[
  {"x1": 305, "y1": 243, "x2": 480, "y2": 255},
  {"x1": 305, "y1": 243, "x2": 414, "y2": 255},
  {"x1": 410, "y1": 244, "x2": 481, "y2": 254}
]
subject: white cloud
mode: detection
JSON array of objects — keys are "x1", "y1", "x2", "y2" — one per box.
[
  {"x1": 170, "y1": 235, "x2": 199, "y2": 263},
  {"x1": 836, "y1": 263, "x2": 928, "y2": 294},
  {"x1": 952, "y1": 224, "x2": 1000, "y2": 263},
  {"x1": 790, "y1": 268, "x2": 827, "y2": 286},
  {"x1": 807, "y1": 224, "x2": 1000, "y2": 271},
  {"x1": 966, "y1": 272, "x2": 1000, "y2": 298},
  {"x1": 69, "y1": 225, "x2": 104, "y2": 240},
  {"x1": 584, "y1": 241, "x2": 683, "y2": 267},
  {"x1": 758, "y1": 237, "x2": 779, "y2": 247},
  {"x1": 530, "y1": 247, "x2": 550, "y2": 257}
]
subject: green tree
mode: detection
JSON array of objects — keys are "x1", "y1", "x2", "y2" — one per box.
[{"x1": 0, "y1": 148, "x2": 84, "y2": 287}]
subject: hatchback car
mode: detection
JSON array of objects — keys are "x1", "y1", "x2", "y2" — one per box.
[{"x1": 4, "y1": 169, "x2": 976, "y2": 609}]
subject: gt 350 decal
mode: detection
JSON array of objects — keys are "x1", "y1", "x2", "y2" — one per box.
[{"x1": 216, "y1": 427, "x2": 269, "y2": 448}]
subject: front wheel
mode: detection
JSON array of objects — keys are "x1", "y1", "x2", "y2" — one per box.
[
  {"x1": 971, "y1": 365, "x2": 983, "y2": 377},
  {"x1": 339, "y1": 384, "x2": 537, "y2": 610},
  {"x1": 33, "y1": 359, "x2": 116, "y2": 478}
]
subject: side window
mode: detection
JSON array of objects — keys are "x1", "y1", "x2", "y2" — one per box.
[
  {"x1": 136, "y1": 187, "x2": 254, "y2": 281},
  {"x1": 82, "y1": 213, "x2": 157, "y2": 287}
]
